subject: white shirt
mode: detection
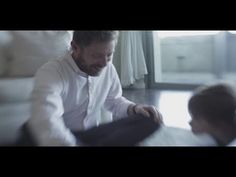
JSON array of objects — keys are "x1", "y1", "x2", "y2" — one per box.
[{"x1": 28, "y1": 51, "x2": 134, "y2": 146}]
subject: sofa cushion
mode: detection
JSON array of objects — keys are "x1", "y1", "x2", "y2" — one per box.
[
  {"x1": 0, "y1": 77, "x2": 34, "y2": 103},
  {"x1": 0, "y1": 52, "x2": 7, "y2": 76},
  {"x1": 6, "y1": 31, "x2": 72, "y2": 77},
  {"x1": 0, "y1": 102, "x2": 30, "y2": 145}
]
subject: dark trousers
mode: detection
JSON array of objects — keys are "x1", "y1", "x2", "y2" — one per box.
[
  {"x1": 15, "y1": 123, "x2": 38, "y2": 146},
  {"x1": 72, "y1": 114, "x2": 160, "y2": 146},
  {"x1": 17, "y1": 114, "x2": 160, "y2": 146}
]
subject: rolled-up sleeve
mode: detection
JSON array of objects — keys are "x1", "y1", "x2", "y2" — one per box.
[{"x1": 28, "y1": 62, "x2": 77, "y2": 146}]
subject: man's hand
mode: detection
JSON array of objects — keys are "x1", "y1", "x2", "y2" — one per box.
[{"x1": 128, "y1": 104, "x2": 164, "y2": 124}]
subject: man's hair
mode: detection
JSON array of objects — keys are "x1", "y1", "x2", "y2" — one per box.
[
  {"x1": 188, "y1": 83, "x2": 236, "y2": 124},
  {"x1": 72, "y1": 31, "x2": 119, "y2": 48}
]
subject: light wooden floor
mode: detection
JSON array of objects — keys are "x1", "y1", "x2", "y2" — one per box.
[{"x1": 123, "y1": 89, "x2": 193, "y2": 130}]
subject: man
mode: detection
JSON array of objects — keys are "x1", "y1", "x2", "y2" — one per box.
[{"x1": 28, "y1": 31, "x2": 163, "y2": 146}]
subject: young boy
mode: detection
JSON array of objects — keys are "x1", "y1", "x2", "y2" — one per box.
[{"x1": 188, "y1": 83, "x2": 236, "y2": 146}]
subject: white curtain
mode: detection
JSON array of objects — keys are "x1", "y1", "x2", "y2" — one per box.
[{"x1": 114, "y1": 31, "x2": 148, "y2": 88}]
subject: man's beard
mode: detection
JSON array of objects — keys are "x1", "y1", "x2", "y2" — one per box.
[{"x1": 74, "y1": 56, "x2": 103, "y2": 77}]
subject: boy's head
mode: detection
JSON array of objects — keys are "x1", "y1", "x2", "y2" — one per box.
[{"x1": 188, "y1": 83, "x2": 236, "y2": 134}]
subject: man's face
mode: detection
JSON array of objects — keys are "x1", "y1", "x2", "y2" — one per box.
[{"x1": 72, "y1": 40, "x2": 116, "y2": 76}]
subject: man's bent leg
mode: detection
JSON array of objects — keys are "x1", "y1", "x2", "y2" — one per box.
[{"x1": 73, "y1": 114, "x2": 160, "y2": 146}]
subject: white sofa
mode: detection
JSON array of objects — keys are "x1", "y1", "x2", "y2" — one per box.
[{"x1": 0, "y1": 31, "x2": 72, "y2": 145}]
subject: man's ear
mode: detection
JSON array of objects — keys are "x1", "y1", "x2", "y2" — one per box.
[{"x1": 71, "y1": 41, "x2": 81, "y2": 53}]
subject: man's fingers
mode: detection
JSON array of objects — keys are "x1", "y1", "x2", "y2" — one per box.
[
  {"x1": 134, "y1": 105, "x2": 163, "y2": 124},
  {"x1": 138, "y1": 109, "x2": 151, "y2": 118},
  {"x1": 145, "y1": 106, "x2": 163, "y2": 124}
]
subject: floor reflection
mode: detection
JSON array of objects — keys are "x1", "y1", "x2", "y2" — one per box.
[{"x1": 123, "y1": 89, "x2": 192, "y2": 130}]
